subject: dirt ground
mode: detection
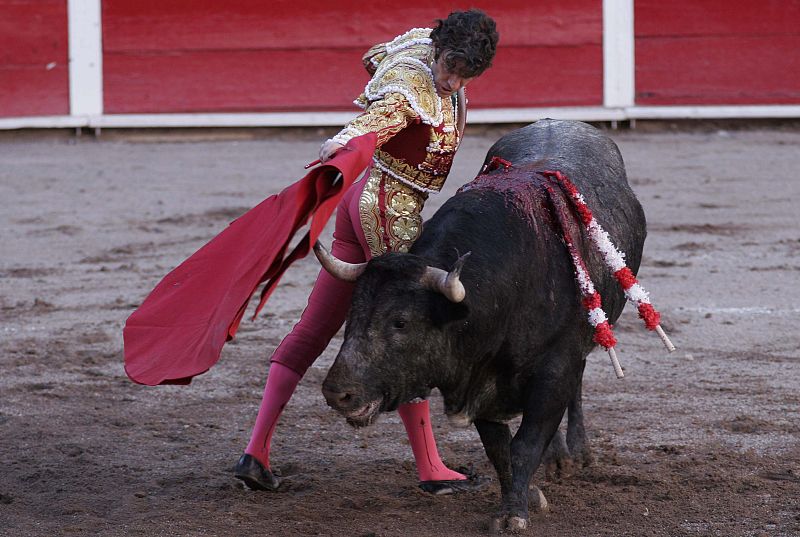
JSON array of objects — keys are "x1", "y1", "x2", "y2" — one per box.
[{"x1": 1, "y1": 123, "x2": 799, "y2": 537}]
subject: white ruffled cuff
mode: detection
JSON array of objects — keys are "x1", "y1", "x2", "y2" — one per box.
[{"x1": 329, "y1": 125, "x2": 365, "y2": 146}]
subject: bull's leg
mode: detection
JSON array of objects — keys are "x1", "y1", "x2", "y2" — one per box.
[
  {"x1": 565, "y1": 365, "x2": 592, "y2": 468},
  {"x1": 541, "y1": 424, "x2": 572, "y2": 480},
  {"x1": 494, "y1": 411, "x2": 563, "y2": 532},
  {"x1": 542, "y1": 363, "x2": 591, "y2": 479},
  {"x1": 474, "y1": 419, "x2": 512, "y2": 496},
  {"x1": 495, "y1": 366, "x2": 580, "y2": 533}
]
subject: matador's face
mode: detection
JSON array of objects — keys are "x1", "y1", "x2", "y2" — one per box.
[{"x1": 431, "y1": 51, "x2": 476, "y2": 98}]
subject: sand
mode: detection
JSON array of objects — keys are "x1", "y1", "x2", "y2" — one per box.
[{"x1": 1, "y1": 124, "x2": 799, "y2": 536}]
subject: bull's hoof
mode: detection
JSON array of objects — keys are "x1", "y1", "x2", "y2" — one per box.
[
  {"x1": 543, "y1": 456, "x2": 576, "y2": 480},
  {"x1": 543, "y1": 433, "x2": 594, "y2": 480},
  {"x1": 419, "y1": 471, "x2": 489, "y2": 495},
  {"x1": 574, "y1": 448, "x2": 594, "y2": 469},
  {"x1": 528, "y1": 485, "x2": 549, "y2": 513},
  {"x1": 234, "y1": 454, "x2": 281, "y2": 491},
  {"x1": 490, "y1": 514, "x2": 508, "y2": 534},
  {"x1": 507, "y1": 516, "x2": 530, "y2": 532},
  {"x1": 542, "y1": 431, "x2": 570, "y2": 479},
  {"x1": 490, "y1": 514, "x2": 530, "y2": 534}
]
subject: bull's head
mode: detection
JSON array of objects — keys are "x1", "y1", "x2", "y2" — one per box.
[{"x1": 313, "y1": 242, "x2": 470, "y2": 427}]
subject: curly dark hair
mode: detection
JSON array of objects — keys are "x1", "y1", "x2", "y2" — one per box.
[{"x1": 429, "y1": 9, "x2": 499, "y2": 78}]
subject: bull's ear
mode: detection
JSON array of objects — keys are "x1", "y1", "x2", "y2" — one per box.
[{"x1": 429, "y1": 297, "x2": 469, "y2": 328}]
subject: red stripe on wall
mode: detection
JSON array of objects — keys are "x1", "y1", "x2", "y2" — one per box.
[
  {"x1": 468, "y1": 45, "x2": 602, "y2": 108},
  {"x1": 636, "y1": 0, "x2": 800, "y2": 37},
  {"x1": 0, "y1": 0, "x2": 68, "y2": 117},
  {"x1": 635, "y1": 1, "x2": 800, "y2": 105},
  {"x1": 102, "y1": 0, "x2": 602, "y2": 113},
  {"x1": 103, "y1": 49, "x2": 367, "y2": 113},
  {"x1": 102, "y1": 0, "x2": 600, "y2": 51},
  {"x1": 636, "y1": 36, "x2": 800, "y2": 105},
  {"x1": 104, "y1": 45, "x2": 603, "y2": 114}
]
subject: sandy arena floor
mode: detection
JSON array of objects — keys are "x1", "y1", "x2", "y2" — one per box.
[{"x1": 1, "y1": 124, "x2": 799, "y2": 536}]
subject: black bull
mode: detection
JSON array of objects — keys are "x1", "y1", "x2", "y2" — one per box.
[{"x1": 319, "y1": 119, "x2": 646, "y2": 531}]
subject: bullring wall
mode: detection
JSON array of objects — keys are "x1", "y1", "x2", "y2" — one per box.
[{"x1": 1, "y1": 0, "x2": 798, "y2": 128}]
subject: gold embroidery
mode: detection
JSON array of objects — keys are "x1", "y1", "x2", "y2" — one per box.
[
  {"x1": 365, "y1": 56, "x2": 440, "y2": 125},
  {"x1": 347, "y1": 28, "x2": 463, "y2": 247},
  {"x1": 362, "y1": 45, "x2": 387, "y2": 76},
  {"x1": 389, "y1": 191, "x2": 418, "y2": 215},
  {"x1": 374, "y1": 149, "x2": 427, "y2": 188},
  {"x1": 362, "y1": 31, "x2": 443, "y2": 126},
  {"x1": 359, "y1": 167, "x2": 428, "y2": 256},
  {"x1": 389, "y1": 214, "x2": 421, "y2": 252},
  {"x1": 336, "y1": 30, "x2": 461, "y2": 194},
  {"x1": 365, "y1": 95, "x2": 458, "y2": 192},
  {"x1": 336, "y1": 93, "x2": 415, "y2": 147},
  {"x1": 427, "y1": 118, "x2": 459, "y2": 153},
  {"x1": 358, "y1": 167, "x2": 385, "y2": 257},
  {"x1": 417, "y1": 150, "x2": 456, "y2": 183}
]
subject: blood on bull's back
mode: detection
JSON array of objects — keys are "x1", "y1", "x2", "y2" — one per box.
[{"x1": 482, "y1": 118, "x2": 647, "y2": 269}]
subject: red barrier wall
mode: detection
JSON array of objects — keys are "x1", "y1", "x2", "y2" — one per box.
[
  {"x1": 0, "y1": 0, "x2": 69, "y2": 117},
  {"x1": 101, "y1": 0, "x2": 603, "y2": 113},
  {"x1": 635, "y1": 1, "x2": 800, "y2": 105},
  {"x1": 4, "y1": 1, "x2": 798, "y2": 119}
]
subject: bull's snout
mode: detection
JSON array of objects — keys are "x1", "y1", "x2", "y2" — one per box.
[
  {"x1": 323, "y1": 352, "x2": 383, "y2": 427},
  {"x1": 322, "y1": 379, "x2": 383, "y2": 428},
  {"x1": 321, "y1": 385, "x2": 356, "y2": 410}
]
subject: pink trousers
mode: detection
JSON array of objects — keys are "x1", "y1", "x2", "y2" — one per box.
[
  {"x1": 246, "y1": 169, "x2": 465, "y2": 483},
  {"x1": 270, "y1": 171, "x2": 371, "y2": 375}
]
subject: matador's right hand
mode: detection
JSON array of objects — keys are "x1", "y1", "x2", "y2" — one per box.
[{"x1": 319, "y1": 139, "x2": 345, "y2": 163}]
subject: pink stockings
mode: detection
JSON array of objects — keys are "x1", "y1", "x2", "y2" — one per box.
[
  {"x1": 244, "y1": 173, "x2": 464, "y2": 482},
  {"x1": 244, "y1": 361, "x2": 301, "y2": 465},
  {"x1": 397, "y1": 399, "x2": 465, "y2": 482},
  {"x1": 246, "y1": 370, "x2": 463, "y2": 482}
]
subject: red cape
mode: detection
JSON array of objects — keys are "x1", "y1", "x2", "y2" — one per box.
[{"x1": 123, "y1": 133, "x2": 377, "y2": 386}]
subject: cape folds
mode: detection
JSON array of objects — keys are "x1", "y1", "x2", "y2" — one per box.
[{"x1": 123, "y1": 133, "x2": 377, "y2": 386}]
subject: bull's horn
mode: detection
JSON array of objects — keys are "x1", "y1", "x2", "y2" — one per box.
[
  {"x1": 420, "y1": 252, "x2": 471, "y2": 303},
  {"x1": 313, "y1": 241, "x2": 367, "y2": 282}
]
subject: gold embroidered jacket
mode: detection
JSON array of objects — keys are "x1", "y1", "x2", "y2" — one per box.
[{"x1": 330, "y1": 28, "x2": 465, "y2": 255}]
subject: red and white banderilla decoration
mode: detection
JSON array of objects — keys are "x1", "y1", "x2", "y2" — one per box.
[{"x1": 542, "y1": 170, "x2": 675, "y2": 379}]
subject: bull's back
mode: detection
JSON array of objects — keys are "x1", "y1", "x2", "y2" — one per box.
[
  {"x1": 475, "y1": 120, "x2": 648, "y2": 344},
  {"x1": 483, "y1": 119, "x2": 646, "y2": 275},
  {"x1": 483, "y1": 119, "x2": 624, "y2": 180}
]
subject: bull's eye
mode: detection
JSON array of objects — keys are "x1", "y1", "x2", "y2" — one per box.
[{"x1": 392, "y1": 319, "x2": 407, "y2": 330}]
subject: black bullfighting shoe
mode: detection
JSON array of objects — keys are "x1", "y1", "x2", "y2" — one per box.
[
  {"x1": 418, "y1": 471, "x2": 490, "y2": 495},
  {"x1": 234, "y1": 454, "x2": 281, "y2": 491}
]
